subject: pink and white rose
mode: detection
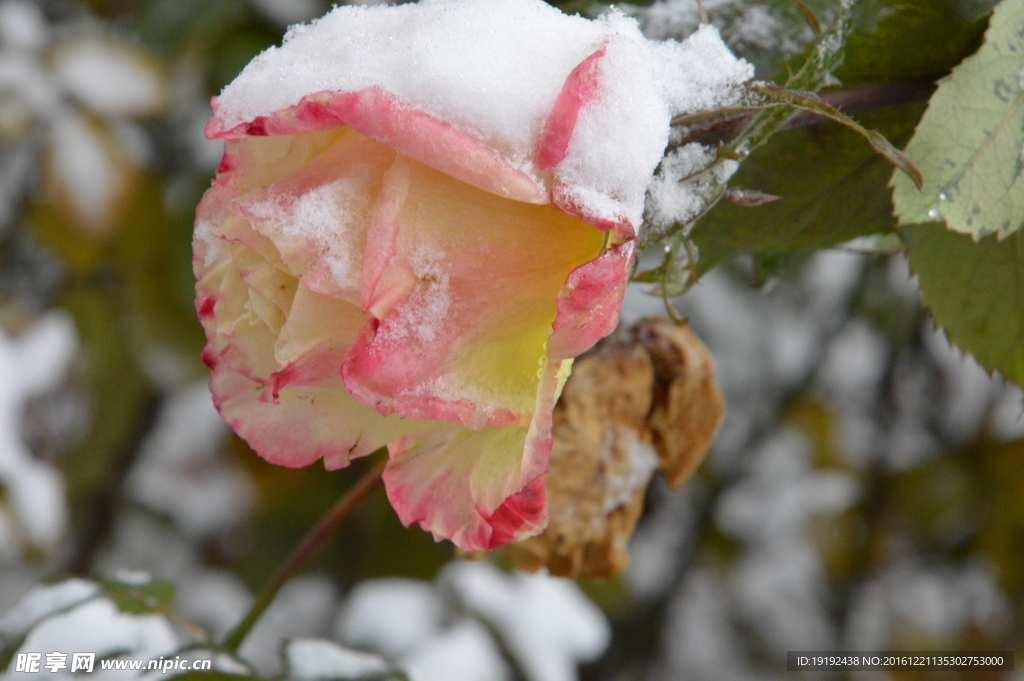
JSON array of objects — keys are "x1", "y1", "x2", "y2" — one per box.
[{"x1": 193, "y1": 0, "x2": 750, "y2": 550}]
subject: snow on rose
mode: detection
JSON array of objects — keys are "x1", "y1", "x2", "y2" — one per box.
[{"x1": 193, "y1": 0, "x2": 752, "y2": 551}]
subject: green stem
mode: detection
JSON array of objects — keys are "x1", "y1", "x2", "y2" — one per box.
[{"x1": 219, "y1": 456, "x2": 387, "y2": 655}]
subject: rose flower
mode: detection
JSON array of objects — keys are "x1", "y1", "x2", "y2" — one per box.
[{"x1": 193, "y1": 0, "x2": 751, "y2": 551}]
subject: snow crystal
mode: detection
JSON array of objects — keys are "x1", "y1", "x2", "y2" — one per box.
[
  {"x1": 445, "y1": 562, "x2": 610, "y2": 681},
  {"x1": 650, "y1": 24, "x2": 753, "y2": 116},
  {"x1": 555, "y1": 17, "x2": 667, "y2": 226},
  {"x1": 215, "y1": 0, "x2": 607, "y2": 156},
  {"x1": 214, "y1": 0, "x2": 752, "y2": 229},
  {"x1": 243, "y1": 174, "x2": 373, "y2": 293},
  {"x1": 335, "y1": 578, "x2": 444, "y2": 659},
  {"x1": 285, "y1": 639, "x2": 391, "y2": 680},
  {"x1": 645, "y1": 143, "x2": 738, "y2": 230}
]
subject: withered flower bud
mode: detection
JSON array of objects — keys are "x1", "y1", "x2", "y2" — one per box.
[{"x1": 508, "y1": 317, "x2": 724, "y2": 579}]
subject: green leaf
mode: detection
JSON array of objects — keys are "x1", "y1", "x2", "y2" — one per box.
[
  {"x1": 691, "y1": 105, "x2": 922, "y2": 274},
  {"x1": 746, "y1": 82, "x2": 924, "y2": 188},
  {"x1": 101, "y1": 578, "x2": 175, "y2": 615},
  {"x1": 682, "y1": 0, "x2": 991, "y2": 275},
  {"x1": 907, "y1": 223, "x2": 1024, "y2": 386},
  {"x1": 795, "y1": 0, "x2": 823, "y2": 34},
  {"x1": 892, "y1": 0, "x2": 1024, "y2": 239},
  {"x1": 838, "y1": 0, "x2": 992, "y2": 85}
]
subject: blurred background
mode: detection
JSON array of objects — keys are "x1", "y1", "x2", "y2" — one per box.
[{"x1": 0, "y1": 0, "x2": 1021, "y2": 679}]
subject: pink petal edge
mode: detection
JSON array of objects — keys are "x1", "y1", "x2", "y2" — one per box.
[
  {"x1": 547, "y1": 240, "x2": 635, "y2": 361},
  {"x1": 382, "y1": 359, "x2": 564, "y2": 552},
  {"x1": 361, "y1": 156, "x2": 418, "y2": 318},
  {"x1": 535, "y1": 47, "x2": 606, "y2": 172},
  {"x1": 207, "y1": 88, "x2": 547, "y2": 205}
]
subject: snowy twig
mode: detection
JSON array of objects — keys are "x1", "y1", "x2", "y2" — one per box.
[
  {"x1": 672, "y1": 79, "x2": 936, "y2": 148},
  {"x1": 637, "y1": 0, "x2": 856, "y2": 252}
]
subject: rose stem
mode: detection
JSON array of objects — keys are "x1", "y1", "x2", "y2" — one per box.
[{"x1": 219, "y1": 456, "x2": 388, "y2": 655}]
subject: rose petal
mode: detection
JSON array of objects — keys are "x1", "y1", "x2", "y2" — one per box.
[
  {"x1": 381, "y1": 356, "x2": 567, "y2": 552},
  {"x1": 547, "y1": 241, "x2": 635, "y2": 361},
  {"x1": 208, "y1": 349, "x2": 426, "y2": 469},
  {"x1": 342, "y1": 158, "x2": 605, "y2": 429},
  {"x1": 196, "y1": 185, "x2": 431, "y2": 471},
  {"x1": 361, "y1": 155, "x2": 418, "y2": 318},
  {"x1": 232, "y1": 128, "x2": 396, "y2": 304},
  {"x1": 208, "y1": 87, "x2": 548, "y2": 205},
  {"x1": 535, "y1": 47, "x2": 605, "y2": 173}
]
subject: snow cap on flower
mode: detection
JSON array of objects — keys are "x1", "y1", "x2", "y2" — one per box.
[
  {"x1": 207, "y1": 0, "x2": 751, "y2": 232},
  {"x1": 195, "y1": 0, "x2": 750, "y2": 552}
]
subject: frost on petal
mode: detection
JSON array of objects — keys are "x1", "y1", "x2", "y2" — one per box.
[
  {"x1": 232, "y1": 127, "x2": 396, "y2": 303},
  {"x1": 194, "y1": 163, "x2": 430, "y2": 470},
  {"x1": 342, "y1": 158, "x2": 605, "y2": 430}
]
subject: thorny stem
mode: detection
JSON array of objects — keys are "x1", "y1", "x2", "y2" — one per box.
[{"x1": 219, "y1": 456, "x2": 387, "y2": 655}]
